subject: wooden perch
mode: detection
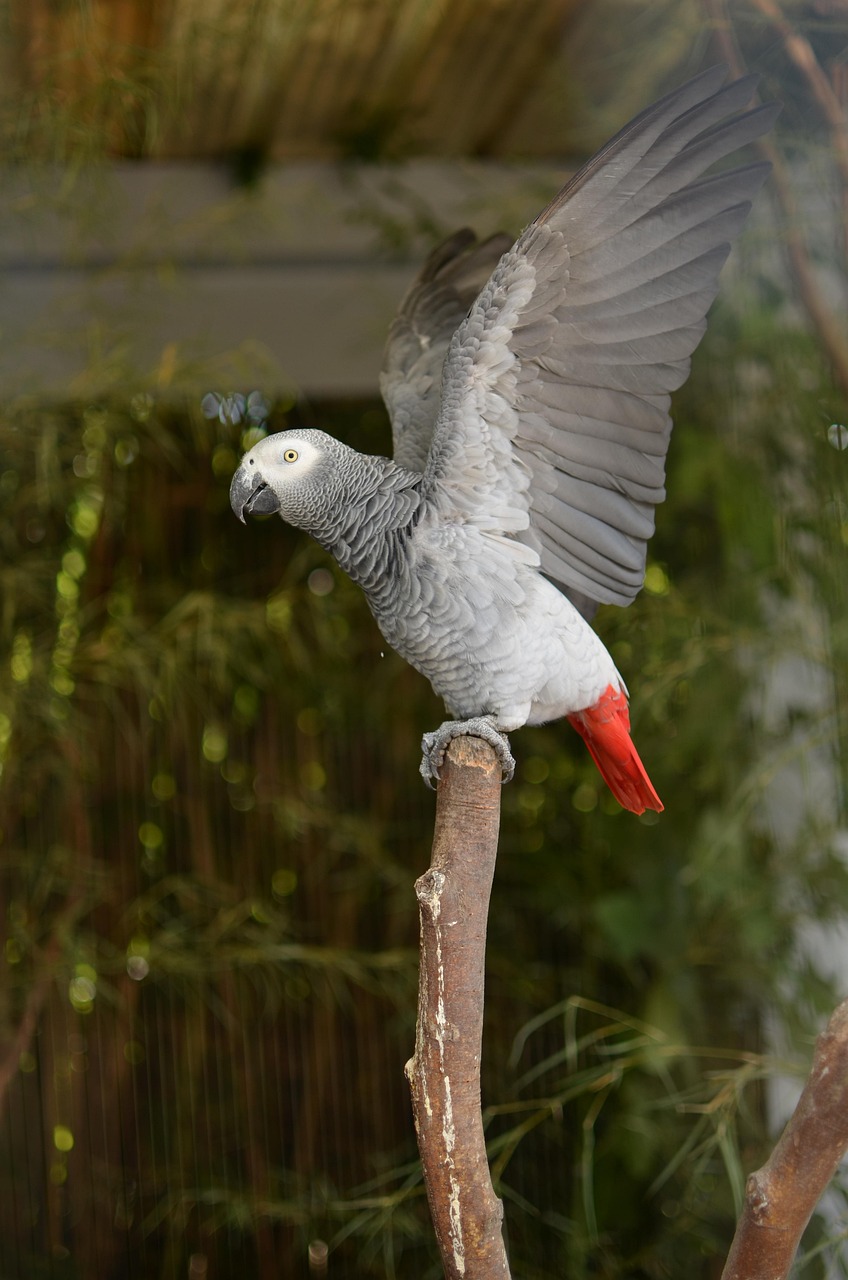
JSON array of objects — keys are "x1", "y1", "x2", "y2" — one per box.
[
  {"x1": 405, "y1": 735, "x2": 511, "y2": 1279},
  {"x1": 722, "y1": 997, "x2": 848, "y2": 1280}
]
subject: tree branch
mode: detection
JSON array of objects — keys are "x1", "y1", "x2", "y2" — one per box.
[
  {"x1": 405, "y1": 734, "x2": 511, "y2": 1279},
  {"x1": 748, "y1": 0, "x2": 848, "y2": 199},
  {"x1": 722, "y1": 997, "x2": 848, "y2": 1280},
  {"x1": 703, "y1": 0, "x2": 848, "y2": 400}
]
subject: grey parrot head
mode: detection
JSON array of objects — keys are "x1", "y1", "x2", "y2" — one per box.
[{"x1": 230, "y1": 428, "x2": 356, "y2": 533}]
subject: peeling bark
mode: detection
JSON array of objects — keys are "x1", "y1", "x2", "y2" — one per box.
[
  {"x1": 406, "y1": 735, "x2": 510, "y2": 1279},
  {"x1": 722, "y1": 998, "x2": 848, "y2": 1280}
]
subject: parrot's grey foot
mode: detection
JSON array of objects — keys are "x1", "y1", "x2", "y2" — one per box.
[{"x1": 420, "y1": 717, "x2": 515, "y2": 788}]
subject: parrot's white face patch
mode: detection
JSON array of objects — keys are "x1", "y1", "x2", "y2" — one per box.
[{"x1": 250, "y1": 433, "x2": 323, "y2": 487}]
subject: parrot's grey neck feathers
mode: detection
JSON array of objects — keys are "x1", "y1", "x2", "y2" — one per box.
[{"x1": 310, "y1": 453, "x2": 422, "y2": 597}]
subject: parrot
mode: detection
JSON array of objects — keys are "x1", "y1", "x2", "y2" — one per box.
[{"x1": 229, "y1": 65, "x2": 778, "y2": 815}]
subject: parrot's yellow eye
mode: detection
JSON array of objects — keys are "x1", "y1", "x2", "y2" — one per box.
[{"x1": 283, "y1": 449, "x2": 299, "y2": 463}]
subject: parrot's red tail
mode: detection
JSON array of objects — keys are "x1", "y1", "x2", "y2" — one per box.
[{"x1": 567, "y1": 685, "x2": 663, "y2": 815}]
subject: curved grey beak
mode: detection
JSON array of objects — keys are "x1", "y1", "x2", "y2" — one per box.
[{"x1": 229, "y1": 462, "x2": 281, "y2": 523}]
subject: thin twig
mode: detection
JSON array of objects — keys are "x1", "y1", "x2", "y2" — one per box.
[
  {"x1": 405, "y1": 735, "x2": 510, "y2": 1279},
  {"x1": 748, "y1": 0, "x2": 848, "y2": 197},
  {"x1": 721, "y1": 997, "x2": 848, "y2": 1280},
  {"x1": 704, "y1": 0, "x2": 848, "y2": 399}
]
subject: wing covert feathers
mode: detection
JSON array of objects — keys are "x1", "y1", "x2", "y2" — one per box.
[
  {"x1": 567, "y1": 685, "x2": 664, "y2": 814},
  {"x1": 381, "y1": 230, "x2": 512, "y2": 472}
]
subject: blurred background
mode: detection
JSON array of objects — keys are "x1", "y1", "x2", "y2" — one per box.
[{"x1": 1, "y1": 0, "x2": 847, "y2": 1276}]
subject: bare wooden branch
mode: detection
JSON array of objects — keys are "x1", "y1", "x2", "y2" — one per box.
[
  {"x1": 405, "y1": 734, "x2": 511, "y2": 1280},
  {"x1": 721, "y1": 997, "x2": 848, "y2": 1280},
  {"x1": 748, "y1": 0, "x2": 848, "y2": 196}
]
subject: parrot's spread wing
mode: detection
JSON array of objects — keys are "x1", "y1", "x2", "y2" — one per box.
[
  {"x1": 380, "y1": 230, "x2": 512, "y2": 472},
  {"x1": 419, "y1": 66, "x2": 778, "y2": 616}
]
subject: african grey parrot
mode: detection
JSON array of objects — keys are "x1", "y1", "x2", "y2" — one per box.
[{"x1": 230, "y1": 66, "x2": 778, "y2": 815}]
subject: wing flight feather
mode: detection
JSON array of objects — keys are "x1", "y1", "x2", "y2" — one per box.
[{"x1": 379, "y1": 67, "x2": 778, "y2": 615}]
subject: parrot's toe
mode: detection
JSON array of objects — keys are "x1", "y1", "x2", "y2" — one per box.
[{"x1": 420, "y1": 717, "x2": 515, "y2": 788}]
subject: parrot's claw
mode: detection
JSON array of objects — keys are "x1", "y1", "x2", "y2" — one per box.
[{"x1": 420, "y1": 717, "x2": 515, "y2": 788}]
